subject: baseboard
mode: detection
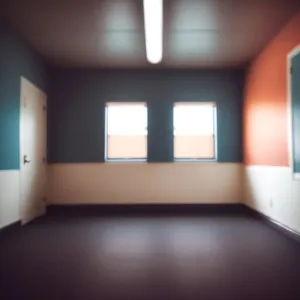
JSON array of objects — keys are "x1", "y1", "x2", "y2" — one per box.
[
  {"x1": 4, "y1": 206, "x2": 299, "y2": 245},
  {"x1": 47, "y1": 203, "x2": 248, "y2": 217},
  {"x1": 246, "y1": 205, "x2": 300, "y2": 245},
  {"x1": 0, "y1": 221, "x2": 21, "y2": 235}
]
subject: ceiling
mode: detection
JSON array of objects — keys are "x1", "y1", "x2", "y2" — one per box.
[{"x1": 1, "y1": 0, "x2": 299, "y2": 68}]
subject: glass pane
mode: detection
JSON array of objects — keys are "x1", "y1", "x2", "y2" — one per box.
[
  {"x1": 174, "y1": 104, "x2": 214, "y2": 135},
  {"x1": 107, "y1": 105, "x2": 147, "y2": 136},
  {"x1": 174, "y1": 135, "x2": 215, "y2": 159},
  {"x1": 107, "y1": 136, "x2": 147, "y2": 159},
  {"x1": 106, "y1": 103, "x2": 147, "y2": 159},
  {"x1": 174, "y1": 103, "x2": 215, "y2": 159}
]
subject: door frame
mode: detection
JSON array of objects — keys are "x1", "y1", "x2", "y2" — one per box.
[
  {"x1": 287, "y1": 46, "x2": 300, "y2": 181},
  {"x1": 19, "y1": 76, "x2": 47, "y2": 224}
]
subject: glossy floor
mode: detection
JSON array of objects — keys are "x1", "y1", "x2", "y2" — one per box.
[{"x1": 1, "y1": 206, "x2": 300, "y2": 300}]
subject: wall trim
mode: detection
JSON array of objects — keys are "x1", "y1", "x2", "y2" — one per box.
[
  {"x1": 246, "y1": 204, "x2": 300, "y2": 245},
  {"x1": 48, "y1": 162, "x2": 242, "y2": 165},
  {"x1": 47, "y1": 203, "x2": 247, "y2": 216},
  {"x1": 3, "y1": 204, "x2": 300, "y2": 245}
]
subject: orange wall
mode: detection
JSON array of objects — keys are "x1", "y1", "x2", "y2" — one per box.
[{"x1": 244, "y1": 13, "x2": 300, "y2": 166}]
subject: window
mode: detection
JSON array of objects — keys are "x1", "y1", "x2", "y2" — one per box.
[
  {"x1": 173, "y1": 102, "x2": 216, "y2": 160},
  {"x1": 105, "y1": 103, "x2": 147, "y2": 161}
]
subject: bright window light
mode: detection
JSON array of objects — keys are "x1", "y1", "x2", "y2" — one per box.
[
  {"x1": 106, "y1": 103, "x2": 147, "y2": 160},
  {"x1": 174, "y1": 102, "x2": 216, "y2": 160},
  {"x1": 143, "y1": 0, "x2": 163, "y2": 64}
]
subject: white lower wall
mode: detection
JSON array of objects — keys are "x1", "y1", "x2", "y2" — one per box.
[
  {"x1": 244, "y1": 166, "x2": 300, "y2": 233},
  {"x1": 48, "y1": 163, "x2": 243, "y2": 205},
  {"x1": 0, "y1": 170, "x2": 20, "y2": 228},
  {"x1": 3, "y1": 164, "x2": 299, "y2": 235}
]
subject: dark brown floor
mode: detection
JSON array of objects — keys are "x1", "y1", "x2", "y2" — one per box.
[{"x1": 1, "y1": 205, "x2": 300, "y2": 300}]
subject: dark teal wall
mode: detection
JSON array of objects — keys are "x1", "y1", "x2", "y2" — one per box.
[
  {"x1": 292, "y1": 52, "x2": 300, "y2": 173},
  {"x1": 48, "y1": 69, "x2": 244, "y2": 163},
  {"x1": 0, "y1": 22, "x2": 48, "y2": 170}
]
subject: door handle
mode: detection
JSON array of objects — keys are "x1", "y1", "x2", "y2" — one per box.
[{"x1": 23, "y1": 155, "x2": 31, "y2": 164}]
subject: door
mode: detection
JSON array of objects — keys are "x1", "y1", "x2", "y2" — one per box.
[{"x1": 20, "y1": 78, "x2": 47, "y2": 224}]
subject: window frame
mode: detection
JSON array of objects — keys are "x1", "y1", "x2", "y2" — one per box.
[
  {"x1": 173, "y1": 102, "x2": 218, "y2": 162},
  {"x1": 288, "y1": 46, "x2": 300, "y2": 181},
  {"x1": 105, "y1": 102, "x2": 148, "y2": 162}
]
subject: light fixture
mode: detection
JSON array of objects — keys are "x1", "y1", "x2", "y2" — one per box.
[{"x1": 143, "y1": 0, "x2": 163, "y2": 64}]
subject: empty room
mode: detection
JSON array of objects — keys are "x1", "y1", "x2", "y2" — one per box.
[{"x1": 0, "y1": 0, "x2": 300, "y2": 299}]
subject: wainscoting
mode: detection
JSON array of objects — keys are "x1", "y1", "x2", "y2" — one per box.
[
  {"x1": 48, "y1": 163, "x2": 243, "y2": 205},
  {"x1": 0, "y1": 170, "x2": 20, "y2": 228},
  {"x1": 244, "y1": 166, "x2": 300, "y2": 233}
]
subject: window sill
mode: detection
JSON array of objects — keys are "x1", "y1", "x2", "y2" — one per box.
[
  {"x1": 105, "y1": 159, "x2": 147, "y2": 163},
  {"x1": 174, "y1": 159, "x2": 217, "y2": 163},
  {"x1": 104, "y1": 159, "x2": 218, "y2": 164}
]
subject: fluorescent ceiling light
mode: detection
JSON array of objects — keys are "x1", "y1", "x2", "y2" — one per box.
[{"x1": 143, "y1": 0, "x2": 163, "y2": 64}]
